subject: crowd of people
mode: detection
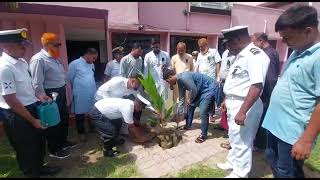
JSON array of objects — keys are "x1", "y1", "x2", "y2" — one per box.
[{"x1": 0, "y1": 4, "x2": 319, "y2": 178}]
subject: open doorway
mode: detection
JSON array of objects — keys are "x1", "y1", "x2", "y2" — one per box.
[{"x1": 66, "y1": 40, "x2": 105, "y2": 82}]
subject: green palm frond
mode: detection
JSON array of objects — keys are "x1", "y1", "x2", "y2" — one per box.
[{"x1": 138, "y1": 64, "x2": 174, "y2": 127}]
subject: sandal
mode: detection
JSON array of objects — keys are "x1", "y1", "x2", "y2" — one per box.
[
  {"x1": 195, "y1": 135, "x2": 207, "y2": 143},
  {"x1": 209, "y1": 115, "x2": 216, "y2": 123},
  {"x1": 220, "y1": 142, "x2": 231, "y2": 150}
]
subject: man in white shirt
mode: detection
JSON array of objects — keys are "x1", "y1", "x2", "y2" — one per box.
[
  {"x1": 95, "y1": 76, "x2": 139, "y2": 101},
  {"x1": 216, "y1": 26, "x2": 270, "y2": 178},
  {"x1": 144, "y1": 38, "x2": 170, "y2": 97},
  {"x1": 104, "y1": 47, "x2": 124, "y2": 82},
  {"x1": 191, "y1": 51, "x2": 199, "y2": 72},
  {"x1": 88, "y1": 94, "x2": 154, "y2": 157},
  {"x1": 0, "y1": 28, "x2": 60, "y2": 177},
  {"x1": 196, "y1": 38, "x2": 222, "y2": 121}
]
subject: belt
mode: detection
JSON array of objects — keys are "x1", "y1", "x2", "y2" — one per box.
[{"x1": 225, "y1": 94, "x2": 245, "y2": 101}]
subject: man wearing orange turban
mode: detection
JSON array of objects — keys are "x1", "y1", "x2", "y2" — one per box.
[{"x1": 30, "y1": 32, "x2": 76, "y2": 159}]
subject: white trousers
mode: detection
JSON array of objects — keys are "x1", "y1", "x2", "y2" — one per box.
[{"x1": 225, "y1": 96, "x2": 263, "y2": 177}]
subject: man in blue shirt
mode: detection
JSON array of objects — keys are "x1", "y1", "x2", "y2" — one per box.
[
  {"x1": 163, "y1": 68, "x2": 221, "y2": 143},
  {"x1": 262, "y1": 5, "x2": 320, "y2": 178}
]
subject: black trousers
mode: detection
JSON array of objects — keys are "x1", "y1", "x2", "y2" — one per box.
[
  {"x1": 254, "y1": 101, "x2": 269, "y2": 149},
  {"x1": 88, "y1": 107, "x2": 122, "y2": 150},
  {"x1": 45, "y1": 86, "x2": 69, "y2": 153},
  {"x1": 2, "y1": 102, "x2": 45, "y2": 178}
]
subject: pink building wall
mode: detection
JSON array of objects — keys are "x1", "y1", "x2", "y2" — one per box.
[
  {"x1": 23, "y1": 2, "x2": 138, "y2": 25},
  {"x1": 0, "y1": 11, "x2": 105, "y2": 106},
  {"x1": 231, "y1": 4, "x2": 288, "y2": 63}
]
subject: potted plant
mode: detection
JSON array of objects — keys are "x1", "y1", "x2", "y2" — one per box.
[{"x1": 138, "y1": 68, "x2": 182, "y2": 149}]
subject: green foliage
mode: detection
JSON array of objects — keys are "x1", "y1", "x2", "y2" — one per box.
[
  {"x1": 138, "y1": 66, "x2": 175, "y2": 126},
  {"x1": 0, "y1": 137, "x2": 23, "y2": 178},
  {"x1": 305, "y1": 138, "x2": 320, "y2": 172},
  {"x1": 175, "y1": 165, "x2": 225, "y2": 178}
]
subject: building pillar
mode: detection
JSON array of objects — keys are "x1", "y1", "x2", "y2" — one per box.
[
  {"x1": 107, "y1": 31, "x2": 113, "y2": 61},
  {"x1": 160, "y1": 32, "x2": 170, "y2": 53},
  {"x1": 29, "y1": 22, "x2": 45, "y2": 55},
  {"x1": 207, "y1": 35, "x2": 218, "y2": 49}
]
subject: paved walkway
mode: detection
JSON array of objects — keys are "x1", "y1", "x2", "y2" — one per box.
[{"x1": 119, "y1": 118, "x2": 229, "y2": 178}]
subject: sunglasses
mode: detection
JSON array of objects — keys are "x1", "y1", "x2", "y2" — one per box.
[{"x1": 48, "y1": 42, "x2": 61, "y2": 48}]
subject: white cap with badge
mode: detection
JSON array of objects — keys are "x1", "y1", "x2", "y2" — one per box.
[
  {"x1": 136, "y1": 94, "x2": 156, "y2": 112},
  {"x1": 221, "y1": 25, "x2": 249, "y2": 43}
]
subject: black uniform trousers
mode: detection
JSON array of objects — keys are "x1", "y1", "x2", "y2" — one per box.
[
  {"x1": 2, "y1": 102, "x2": 45, "y2": 178},
  {"x1": 44, "y1": 86, "x2": 69, "y2": 153},
  {"x1": 88, "y1": 107, "x2": 122, "y2": 150}
]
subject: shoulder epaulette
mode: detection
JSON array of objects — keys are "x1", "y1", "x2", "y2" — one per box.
[{"x1": 250, "y1": 48, "x2": 261, "y2": 55}]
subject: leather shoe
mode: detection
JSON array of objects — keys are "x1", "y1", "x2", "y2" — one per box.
[{"x1": 40, "y1": 165, "x2": 61, "y2": 176}]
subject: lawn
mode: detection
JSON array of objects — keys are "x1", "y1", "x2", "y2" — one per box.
[
  {"x1": 0, "y1": 135, "x2": 139, "y2": 178},
  {"x1": 175, "y1": 164, "x2": 226, "y2": 178},
  {"x1": 1, "y1": 132, "x2": 319, "y2": 178},
  {"x1": 305, "y1": 138, "x2": 320, "y2": 172}
]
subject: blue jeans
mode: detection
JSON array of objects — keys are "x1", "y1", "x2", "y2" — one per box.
[
  {"x1": 265, "y1": 130, "x2": 305, "y2": 178},
  {"x1": 186, "y1": 94, "x2": 214, "y2": 137}
]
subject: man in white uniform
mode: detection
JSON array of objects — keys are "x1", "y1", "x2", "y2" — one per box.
[
  {"x1": 104, "y1": 47, "x2": 124, "y2": 82},
  {"x1": 0, "y1": 28, "x2": 61, "y2": 177},
  {"x1": 216, "y1": 25, "x2": 270, "y2": 178},
  {"x1": 88, "y1": 94, "x2": 154, "y2": 157},
  {"x1": 95, "y1": 76, "x2": 139, "y2": 101},
  {"x1": 144, "y1": 38, "x2": 170, "y2": 98}
]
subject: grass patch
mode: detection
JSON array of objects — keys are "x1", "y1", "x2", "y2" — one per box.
[
  {"x1": 76, "y1": 154, "x2": 139, "y2": 178},
  {"x1": 175, "y1": 164, "x2": 225, "y2": 178},
  {"x1": 0, "y1": 135, "x2": 139, "y2": 178},
  {"x1": 0, "y1": 136, "x2": 24, "y2": 178},
  {"x1": 305, "y1": 138, "x2": 320, "y2": 172}
]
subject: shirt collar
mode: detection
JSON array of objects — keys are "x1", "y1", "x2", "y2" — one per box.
[
  {"x1": 291, "y1": 42, "x2": 320, "y2": 59},
  {"x1": 41, "y1": 49, "x2": 52, "y2": 58},
  {"x1": 2, "y1": 52, "x2": 20, "y2": 65}
]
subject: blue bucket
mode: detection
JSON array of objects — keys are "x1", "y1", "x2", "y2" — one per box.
[{"x1": 36, "y1": 101, "x2": 61, "y2": 127}]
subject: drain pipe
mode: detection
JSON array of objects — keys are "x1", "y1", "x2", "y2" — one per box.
[{"x1": 185, "y1": 3, "x2": 190, "y2": 31}]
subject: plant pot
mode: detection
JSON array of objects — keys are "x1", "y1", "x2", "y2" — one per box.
[{"x1": 156, "y1": 128, "x2": 182, "y2": 149}]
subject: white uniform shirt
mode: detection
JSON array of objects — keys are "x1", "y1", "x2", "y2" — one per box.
[
  {"x1": 197, "y1": 48, "x2": 222, "y2": 80},
  {"x1": 144, "y1": 50, "x2": 170, "y2": 83},
  {"x1": 104, "y1": 59, "x2": 121, "y2": 78},
  {"x1": 219, "y1": 49, "x2": 236, "y2": 81},
  {"x1": 193, "y1": 59, "x2": 199, "y2": 72},
  {"x1": 94, "y1": 98, "x2": 134, "y2": 124},
  {"x1": 95, "y1": 76, "x2": 137, "y2": 101},
  {"x1": 223, "y1": 43, "x2": 270, "y2": 97},
  {"x1": 0, "y1": 52, "x2": 38, "y2": 109}
]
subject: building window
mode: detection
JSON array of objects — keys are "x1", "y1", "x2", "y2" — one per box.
[
  {"x1": 189, "y1": 2, "x2": 232, "y2": 15},
  {"x1": 170, "y1": 35, "x2": 205, "y2": 57},
  {"x1": 111, "y1": 32, "x2": 160, "y2": 59}
]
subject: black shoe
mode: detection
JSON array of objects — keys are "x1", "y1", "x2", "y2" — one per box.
[
  {"x1": 103, "y1": 149, "x2": 120, "y2": 157},
  {"x1": 49, "y1": 149, "x2": 70, "y2": 159},
  {"x1": 114, "y1": 138, "x2": 125, "y2": 146},
  {"x1": 62, "y1": 140, "x2": 77, "y2": 150},
  {"x1": 40, "y1": 165, "x2": 61, "y2": 176}
]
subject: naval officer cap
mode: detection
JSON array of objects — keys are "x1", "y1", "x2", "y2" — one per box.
[
  {"x1": 136, "y1": 94, "x2": 156, "y2": 112},
  {"x1": 221, "y1": 25, "x2": 249, "y2": 43},
  {"x1": 0, "y1": 28, "x2": 31, "y2": 44}
]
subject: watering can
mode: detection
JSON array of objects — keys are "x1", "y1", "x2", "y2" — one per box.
[{"x1": 36, "y1": 92, "x2": 61, "y2": 128}]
